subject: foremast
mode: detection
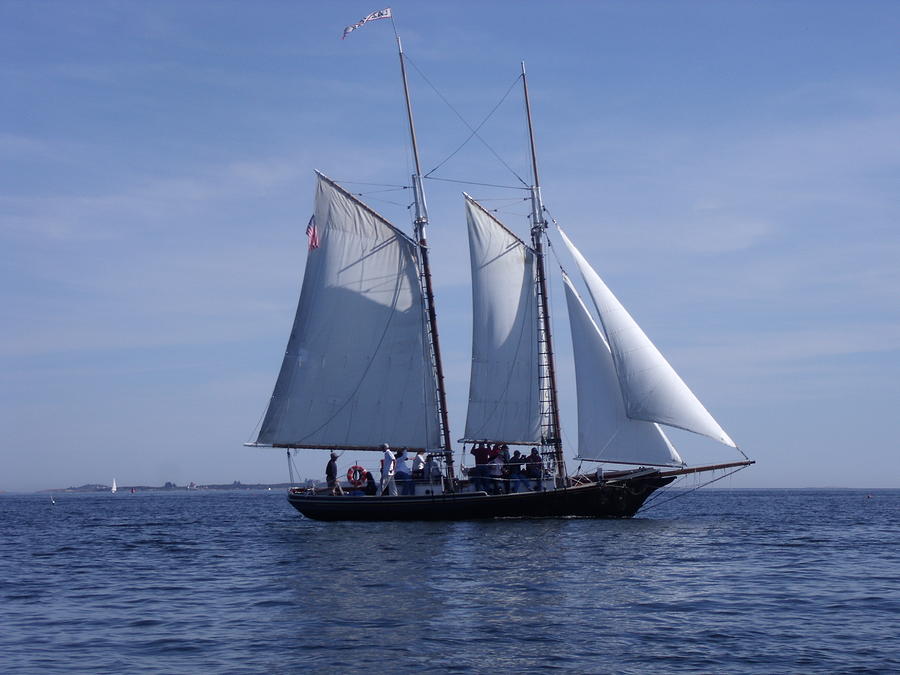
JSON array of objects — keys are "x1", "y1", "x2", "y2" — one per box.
[
  {"x1": 522, "y1": 62, "x2": 566, "y2": 482},
  {"x1": 397, "y1": 37, "x2": 455, "y2": 481}
]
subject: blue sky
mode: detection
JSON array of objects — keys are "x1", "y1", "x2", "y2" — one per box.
[{"x1": 3, "y1": 1, "x2": 898, "y2": 491}]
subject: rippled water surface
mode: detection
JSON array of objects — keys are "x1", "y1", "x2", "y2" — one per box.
[{"x1": 1, "y1": 489, "x2": 897, "y2": 673}]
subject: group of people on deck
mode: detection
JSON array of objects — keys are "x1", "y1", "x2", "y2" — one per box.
[
  {"x1": 379, "y1": 444, "x2": 443, "y2": 496},
  {"x1": 324, "y1": 444, "x2": 444, "y2": 497},
  {"x1": 324, "y1": 442, "x2": 543, "y2": 497},
  {"x1": 469, "y1": 443, "x2": 544, "y2": 494}
]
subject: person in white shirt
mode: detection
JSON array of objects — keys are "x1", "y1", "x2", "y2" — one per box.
[
  {"x1": 487, "y1": 454, "x2": 505, "y2": 494},
  {"x1": 380, "y1": 443, "x2": 397, "y2": 496},
  {"x1": 411, "y1": 450, "x2": 426, "y2": 479},
  {"x1": 410, "y1": 450, "x2": 426, "y2": 494},
  {"x1": 423, "y1": 454, "x2": 442, "y2": 483},
  {"x1": 394, "y1": 449, "x2": 413, "y2": 495}
]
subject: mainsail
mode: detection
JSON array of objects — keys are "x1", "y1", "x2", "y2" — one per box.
[
  {"x1": 558, "y1": 227, "x2": 736, "y2": 448},
  {"x1": 255, "y1": 172, "x2": 442, "y2": 450},
  {"x1": 563, "y1": 273, "x2": 682, "y2": 466},
  {"x1": 462, "y1": 196, "x2": 543, "y2": 444}
]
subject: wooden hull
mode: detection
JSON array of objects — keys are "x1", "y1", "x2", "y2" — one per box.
[{"x1": 286, "y1": 476, "x2": 675, "y2": 521}]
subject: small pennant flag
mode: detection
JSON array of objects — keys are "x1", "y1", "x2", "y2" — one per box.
[
  {"x1": 342, "y1": 7, "x2": 392, "y2": 39},
  {"x1": 306, "y1": 215, "x2": 319, "y2": 251}
]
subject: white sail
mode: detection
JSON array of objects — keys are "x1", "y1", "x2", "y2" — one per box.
[
  {"x1": 563, "y1": 273, "x2": 682, "y2": 466},
  {"x1": 558, "y1": 227, "x2": 736, "y2": 448},
  {"x1": 111, "y1": 479, "x2": 117, "y2": 494},
  {"x1": 255, "y1": 172, "x2": 441, "y2": 450},
  {"x1": 462, "y1": 196, "x2": 542, "y2": 444}
]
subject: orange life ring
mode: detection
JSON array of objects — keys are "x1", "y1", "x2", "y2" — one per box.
[{"x1": 346, "y1": 465, "x2": 366, "y2": 487}]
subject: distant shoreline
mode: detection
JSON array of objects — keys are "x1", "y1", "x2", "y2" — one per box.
[{"x1": 31, "y1": 481, "x2": 303, "y2": 494}]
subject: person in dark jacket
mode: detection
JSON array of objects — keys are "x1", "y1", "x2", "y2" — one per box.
[
  {"x1": 526, "y1": 447, "x2": 543, "y2": 491},
  {"x1": 507, "y1": 450, "x2": 529, "y2": 493},
  {"x1": 325, "y1": 453, "x2": 344, "y2": 495},
  {"x1": 469, "y1": 442, "x2": 491, "y2": 492},
  {"x1": 364, "y1": 471, "x2": 378, "y2": 496}
]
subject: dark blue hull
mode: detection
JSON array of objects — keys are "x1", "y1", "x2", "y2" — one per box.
[{"x1": 287, "y1": 476, "x2": 675, "y2": 521}]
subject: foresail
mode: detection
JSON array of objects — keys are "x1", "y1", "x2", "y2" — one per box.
[
  {"x1": 255, "y1": 172, "x2": 442, "y2": 449},
  {"x1": 558, "y1": 227, "x2": 736, "y2": 448},
  {"x1": 563, "y1": 274, "x2": 682, "y2": 465},
  {"x1": 462, "y1": 196, "x2": 542, "y2": 444}
]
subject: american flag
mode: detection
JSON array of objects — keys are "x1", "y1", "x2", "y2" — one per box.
[{"x1": 306, "y1": 215, "x2": 319, "y2": 251}]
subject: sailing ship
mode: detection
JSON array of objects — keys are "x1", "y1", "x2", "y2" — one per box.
[
  {"x1": 111, "y1": 478, "x2": 117, "y2": 494},
  {"x1": 246, "y1": 39, "x2": 753, "y2": 521}
]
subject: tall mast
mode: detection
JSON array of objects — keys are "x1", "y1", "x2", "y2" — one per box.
[
  {"x1": 397, "y1": 37, "x2": 455, "y2": 481},
  {"x1": 522, "y1": 62, "x2": 566, "y2": 481}
]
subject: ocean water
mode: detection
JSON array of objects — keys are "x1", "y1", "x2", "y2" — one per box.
[{"x1": 1, "y1": 489, "x2": 897, "y2": 674}]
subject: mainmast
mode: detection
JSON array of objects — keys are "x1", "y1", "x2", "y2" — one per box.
[
  {"x1": 522, "y1": 62, "x2": 566, "y2": 482},
  {"x1": 397, "y1": 37, "x2": 455, "y2": 481}
]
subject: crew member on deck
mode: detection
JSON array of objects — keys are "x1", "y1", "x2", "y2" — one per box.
[
  {"x1": 487, "y1": 453, "x2": 505, "y2": 494},
  {"x1": 364, "y1": 471, "x2": 378, "y2": 495},
  {"x1": 395, "y1": 448, "x2": 413, "y2": 495},
  {"x1": 470, "y1": 442, "x2": 491, "y2": 492},
  {"x1": 412, "y1": 450, "x2": 426, "y2": 480},
  {"x1": 508, "y1": 450, "x2": 529, "y2": 493},
  {"x1": 423, "y1": 454, "x2": 442, "y2": 484},
  {"x1": 526, "y1": 447, "x2": 543, "y2": 491},
  {"x1": 325, "y1": 452, "x2": 344, "y2": 495},
  {"x1": 380, "y1": 443, "x2": 398, "y2": 496}
]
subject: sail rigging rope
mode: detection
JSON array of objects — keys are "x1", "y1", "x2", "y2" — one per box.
[
  {"x1": 469, "y1": 196, "x2": 530, "y2": 205},
  {"x1": 354, "y1": 195, "x2": 411, "y2": 209},
  {"x1": 546, "y1": 236, "x2": 568, "y2": 275},
  {"x1": 400, "y1": 53, "x2": 529, "y2": 187},
  {"x1": 350, "y1": 187, "x2": 410, "y2": 195},
  {"x1": 424, "y1": 175, "x2": 528, "y2": 190},
  {"x1": 639, "y1": 465, "x2": 750, "y2": 512},
  {"x1": 347, "y1": 187, "x2": 412, "y2": 209},
  {"x1": 331, "y1": 180, "x2": 409, "y2": 189},
  {"x1": 426, "y1": 74, "x2": 527, "y2": 185},
  {"x1": 492, "y1": 207, "x2": 532, "y2": 218},
  {"x1": 471, "y1": 197, "x2": 531, "y2": 218},
  {"x1": 543, "y1": 211, "x2": 576, "y2": 280},
  {"x1": 247, "y1": 403, "x2": 269, "y2": 445},
  {"x1": 288, "y1": 449, "x2": 298, "y2": 486}
]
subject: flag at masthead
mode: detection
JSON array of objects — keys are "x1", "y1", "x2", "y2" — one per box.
[{"x1": 342, "y1": 8, "x2": 392, "y2": 39}]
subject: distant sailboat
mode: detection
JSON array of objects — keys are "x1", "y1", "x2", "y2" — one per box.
[{"x1": 111, "y1": 479, "x2": 117, "y2": 494}]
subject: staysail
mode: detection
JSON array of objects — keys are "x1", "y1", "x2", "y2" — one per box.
[
  {"x1": 563, "y1": 273, "x2": 682, "y2": 465},
  {"x1": 558, "y1": 227, "x2": 736, "y2": 448},
  {"x1": 255, "y1": 172, "x2": 441, "y2": 450},
  {"x1": 462, "y1": 196, "x2": 543, "y2": 444}
]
